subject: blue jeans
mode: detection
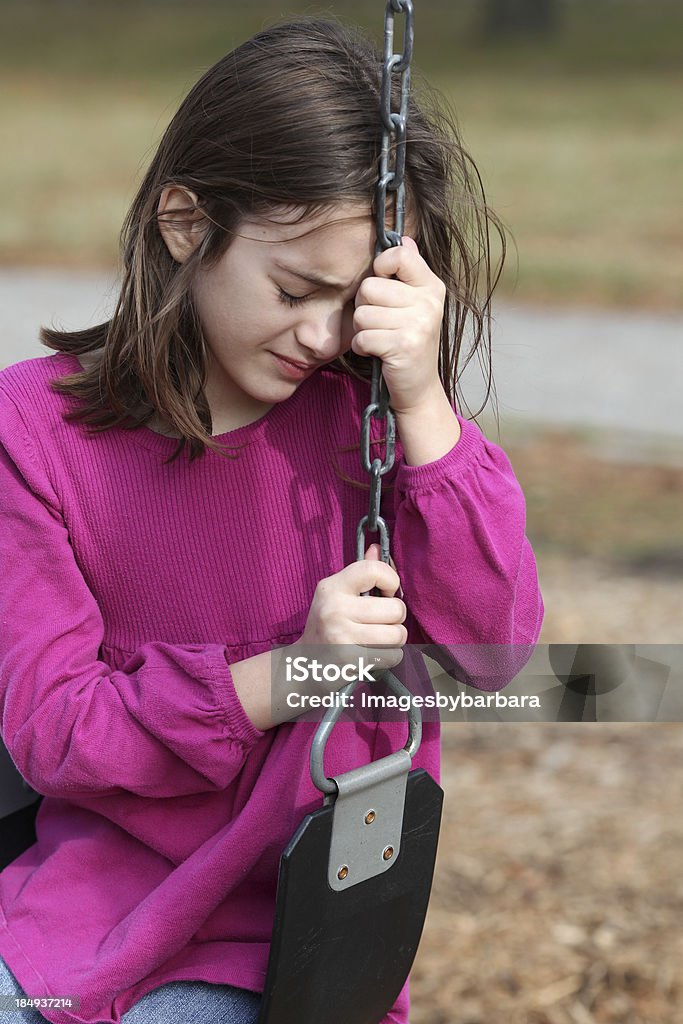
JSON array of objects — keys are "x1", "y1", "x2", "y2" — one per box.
[{"x1": 0, "y1": 953, "x2": 262, "y2": 1023}]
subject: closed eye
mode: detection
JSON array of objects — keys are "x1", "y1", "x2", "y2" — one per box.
[{"x1": 277, "y1": 286, "x2": 312, "y2": 307}]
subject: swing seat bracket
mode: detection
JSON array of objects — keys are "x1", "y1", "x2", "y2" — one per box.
[{"x1": 326, "y1": 748, "x2": 411, "y2": 891}]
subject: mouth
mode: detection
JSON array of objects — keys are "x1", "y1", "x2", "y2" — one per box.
[
  {"x1": 275, "y1": 355, "x2": 320, "y2": 370},
  {"x1": 271, "y1": 353, "x2": 321, "y2": 380}
]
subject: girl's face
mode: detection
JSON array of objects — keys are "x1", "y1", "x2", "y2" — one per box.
[{"x1": 192, "y1": 202, "x2": 380, "y2": 434}]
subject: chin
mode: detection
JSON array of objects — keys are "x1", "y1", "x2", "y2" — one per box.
[{"x1": 251, "y1": 379, "x2": 298, "y2": 405}]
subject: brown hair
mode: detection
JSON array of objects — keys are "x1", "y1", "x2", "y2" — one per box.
[{"x1": 43, "y1": 15, "x2": 505, "y2": 465}]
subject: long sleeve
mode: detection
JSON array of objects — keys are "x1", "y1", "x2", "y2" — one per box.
[
  {"x1": 390, "y1": 413, "x2": 543, "y2": 688},
  {"x1": 0, "y1": 386, "x2": 265, "y2": 800}
]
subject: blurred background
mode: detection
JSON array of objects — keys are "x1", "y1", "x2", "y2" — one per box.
[{"x1": 1, "y1": 1, "x2": 682, "y2": 1021}]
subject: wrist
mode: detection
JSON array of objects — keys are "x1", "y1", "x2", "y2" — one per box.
[
  {"x1": 392, "y1": 380, "x2": 447, "y2": 421},
  {"x1": 393, "y1": 386, "x2": 461, "y2": 467}
]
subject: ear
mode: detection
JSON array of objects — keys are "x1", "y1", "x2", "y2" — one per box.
[{"x1": 157, "y1": 186, "x2": 208, "y2": 263}]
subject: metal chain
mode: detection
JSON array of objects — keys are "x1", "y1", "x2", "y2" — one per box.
[
  {"x1": 356, "y1": 0, "x2": 414, "y2": 585},
  {"x1": 309, "y1": 0, "x2": 418, "y2": 796}
]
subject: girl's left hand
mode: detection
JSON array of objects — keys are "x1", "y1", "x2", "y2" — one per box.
[{"x1": 351, "y1": 236, "x2": 447, "y2": 415}]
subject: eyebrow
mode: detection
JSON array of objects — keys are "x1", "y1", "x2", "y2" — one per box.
[{"x1": 273, "y1": 261, "x2": 353, "y2": 290}]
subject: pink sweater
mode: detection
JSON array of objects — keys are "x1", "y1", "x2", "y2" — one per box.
[{"x1": 0, "y1": 352, "x2": 543, "y2": 1024}]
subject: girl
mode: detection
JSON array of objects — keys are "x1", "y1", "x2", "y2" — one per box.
[{"x1": 0, "y1": 16, "x2": 543, "y2": 1024}]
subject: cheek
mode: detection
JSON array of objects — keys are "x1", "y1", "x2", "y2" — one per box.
[
  {"x1": 192, "y1": 272, "x2": 224, "y2": 330},
  {"x1": 193, "y1": 265, "x2": 292, "y2": 350},
  {"x1": 192, "y1": 272, "x2": 248, "y2": 344}
]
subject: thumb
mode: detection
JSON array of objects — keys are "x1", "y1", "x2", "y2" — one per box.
[
  {"x1": 361, "y1": 544, "x2": 404, "y2": 600},
  {"x1": 364, "y1": 543, "x2": 400, "y2": 580}
]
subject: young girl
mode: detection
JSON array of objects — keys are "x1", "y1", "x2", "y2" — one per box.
[{"x1": 0, "y1": 16, "x2": 543, "y2": 1024}]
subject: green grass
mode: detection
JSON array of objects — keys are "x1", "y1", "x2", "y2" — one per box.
[{"x1": 1, "y1": 1, "x2": 682, "y2": 309}]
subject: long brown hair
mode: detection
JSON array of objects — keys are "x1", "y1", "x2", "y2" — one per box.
[{"x1": 43, "y1": 15, "x2": 505, "y2": 465}]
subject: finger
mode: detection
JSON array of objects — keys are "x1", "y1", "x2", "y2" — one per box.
[
  {"x1": 345, "y1": 557, "x2": 400, "y2": 597},
  {"x1": 354, "y1": 276, "x2": 414, "y2": 309},
  {"x1": 371, "y1": 235, "x2": 433, "y2": 287},
  {"x1": 353, "y1": 305, "x2": 406, "y2": 331},
  {"x1": 348, "y1": 595, "x2": 406, "y2": 625},
  {"x1": 363, "y1": 543, "x2": 400, "y2": 580},
  {"x1": 351, "y1": 329, "x2": 403, "y2": 362},
  {"x1": 356, "y1": 623, "x2": 408, "y2": 648},
  {"x1": 364, "y1": 543, "x2": 381, "y2": 562},
  {"x1": 360, "y1": 546, "x2": 404, "y2": 602}
]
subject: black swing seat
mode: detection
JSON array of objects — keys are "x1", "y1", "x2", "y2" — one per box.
[
  {"x1": 0, "y1": 738, "x2": 42, "y2": 872},
  {"x1": 0, "y1": 800, "x2": 42, "y2": 871},
  {"x1": 258, "y1": 672, "x2": 444, "y2": 1024},
  {"x1": 258, "y1": 766, "x2": 442, "y2": 1024}
]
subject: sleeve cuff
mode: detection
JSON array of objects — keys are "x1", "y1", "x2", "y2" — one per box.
[
  {"x1": 207, "y1": 648, "x2": 267, "y2": 747},
  {"x1": 394, "y1": 414, "x2": 484, "y2": 495}
]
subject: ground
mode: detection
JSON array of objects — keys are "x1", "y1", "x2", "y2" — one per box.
[
  {"x1": 410, "y1": 429, "x2": 682, "y2": 1023},
  {"x1": 413, "y1": 722, "x2": 683, "y2": 1024}
]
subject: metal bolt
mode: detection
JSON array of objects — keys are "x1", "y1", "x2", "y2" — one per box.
[
  {"x1": 337, "y1": 865, "x2": 349, "y2": 880},
  {"x1": 364, "y1": 810, "x2": 376, "y2": 824},
  {"x1": 382, "y1": 846, "x2": 394, "y2": 861}
]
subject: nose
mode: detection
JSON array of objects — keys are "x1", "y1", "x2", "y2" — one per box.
[{"x1": 294, "y1": 301, "x2": 355, "y2": 362}]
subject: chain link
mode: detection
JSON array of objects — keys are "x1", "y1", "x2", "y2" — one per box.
[{"x1": 358, "y1": 0, "x2": 414, "y2": 592}]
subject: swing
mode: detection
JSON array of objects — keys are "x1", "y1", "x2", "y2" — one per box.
[
  {"x1": 257, "y1": 5, "x2": 444, "y2": 1021},
  {"x1": 256, "y1": 673, "x2": 443, "y2": 1024},
  {"x1": 1, "y1": 3, "x2": 444, "y2": 1020}
]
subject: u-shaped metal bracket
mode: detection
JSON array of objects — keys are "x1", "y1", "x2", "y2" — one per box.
[{"x1": 309, "y1": 667, "x2": 422, "y2": 796}]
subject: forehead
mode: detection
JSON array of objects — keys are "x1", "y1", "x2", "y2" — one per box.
[{"x1": 238, "y1": 203, "x2": 375, "y2": 264}]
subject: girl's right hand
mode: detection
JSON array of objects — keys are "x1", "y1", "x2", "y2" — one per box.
[{"x1": 297, "y1": 543, "x2": 408, "y2": 673}]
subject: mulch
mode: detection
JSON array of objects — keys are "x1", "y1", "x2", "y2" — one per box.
[{"x1": 411, "y1": 722, "x2": 683, "y2": 1023}]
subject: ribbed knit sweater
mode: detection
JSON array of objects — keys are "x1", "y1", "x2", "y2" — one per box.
[{"x1": 0, "y1": 352, "x2": 543, "y2": 1024}]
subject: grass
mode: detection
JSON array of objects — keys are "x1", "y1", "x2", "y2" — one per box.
[
  {"x1": 1, "y1": 1, "x2": 682, "y2": 309},
  {"x1": 441, "y1": 69, "x2": 683, "y2": 309}
]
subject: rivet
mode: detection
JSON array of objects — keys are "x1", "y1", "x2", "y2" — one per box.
[
  {"x1": 364, "y1": 810, "x2": 376, "y2": 824},
  {"x1": 337, "y1": 865, "x2": 349, "y2": 880},
  {"x1": 382, "y1": 846, "x2": 394, "y2": 861}
]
